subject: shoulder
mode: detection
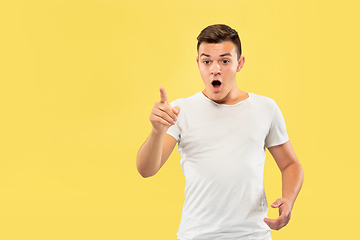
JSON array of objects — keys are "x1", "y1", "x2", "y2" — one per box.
[
  {"x1": 169, "y1": 92, "x2": 203, "y2": 107},
  {"x1": 249, "y1": 92, "x2": 277, "y2": 108}
]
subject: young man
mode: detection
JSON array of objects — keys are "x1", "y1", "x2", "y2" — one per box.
[{"x1": 137, "y1": 24, "x2": 303, "y2": 240}]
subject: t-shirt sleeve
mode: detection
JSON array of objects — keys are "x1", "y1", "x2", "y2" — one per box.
[
  {"x1": 166, "y1": 99, "x2": 182, "y2": 142},
  {"x1": 265, "y1": 100, "x2": 289, "y2": 148}
]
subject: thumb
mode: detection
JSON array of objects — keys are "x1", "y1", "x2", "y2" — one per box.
[
  {"x1": 172, "y1": 106, "x2": 181, "y2": 115},
  {"x1": 271, "y1": 198, "x2": 283, "y2": 208}
]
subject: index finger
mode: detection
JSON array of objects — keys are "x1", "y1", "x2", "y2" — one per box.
[{"x1": 159, "y1": 86, "x2": 168, "y2": 104}]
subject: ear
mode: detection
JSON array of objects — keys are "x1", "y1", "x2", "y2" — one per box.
[
  {"x1": 196, "y1": 56, "x2": 199, "y2": 68},
  {"x1": 236, "y1": 56, "x2": 245, "y2": 72}
]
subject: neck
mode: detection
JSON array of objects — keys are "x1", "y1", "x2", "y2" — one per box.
[{"x1": 203, "y1": 88, "x2": 248, "y2": 105}]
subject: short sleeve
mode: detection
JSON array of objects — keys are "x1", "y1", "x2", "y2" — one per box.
[
  {"x1": 265, "y1": 100, "x2": 289, "y2": 148},
  {"x1": 166, "y1": 99, "x2": 182, "y2": 142}
]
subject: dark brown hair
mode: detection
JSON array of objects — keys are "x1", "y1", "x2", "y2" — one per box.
[{"x1": 197, "y1": 24, "x2": 242, "y2": 60}]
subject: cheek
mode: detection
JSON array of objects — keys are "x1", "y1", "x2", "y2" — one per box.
[
  {"x1": 199, "y1": 68, "x2": 209, "y2": 77},
  {"x1": 224, "y1": 66, "x2": 237, "y2": 75},
  {"x1": 199, "y1": 65, "x2": 207, "y2": 72}
]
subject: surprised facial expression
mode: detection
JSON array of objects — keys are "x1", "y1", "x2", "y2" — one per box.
[{"x1": 196, "y1": 41, "x2": 245, "y2": 104}]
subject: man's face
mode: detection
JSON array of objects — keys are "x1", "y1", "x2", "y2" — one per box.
[{"x1": 196, "y1": 41, "x2": 245, "y2": 104}]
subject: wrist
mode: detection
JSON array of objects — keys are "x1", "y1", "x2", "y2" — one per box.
[
  {"x1": 281, "y1": 197, "x2": 295, "y2": 209},
  {"x1": 151, "y1": 127, "x2": 167, "y2": 137}
]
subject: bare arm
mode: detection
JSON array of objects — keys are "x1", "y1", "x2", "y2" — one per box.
[
  {"x1": 137, "y1": 132, "x2": 177, "y2": 178},
  {"x1": 136, "y1": 87, "x2": 180, "y2": 178},
  {"x1": 264, "y1": 140, "x2": 304, "y2": 230}
]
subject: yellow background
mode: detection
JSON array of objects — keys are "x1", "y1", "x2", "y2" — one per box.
[{"x1": 1, "y1": 0, "x2": 359, "y2": 239}]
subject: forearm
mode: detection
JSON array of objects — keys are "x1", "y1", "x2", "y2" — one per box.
[
  {"x1": 136, "y1": 129, "x2": 166, "y2": 178},
  {"x1": 281, "y1": 162, "x2": 304, "y2": 208}
]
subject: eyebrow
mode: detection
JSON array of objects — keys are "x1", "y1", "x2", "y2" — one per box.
[{"x1": 200, "y1": 53, "x2": 232, "y2": 58}]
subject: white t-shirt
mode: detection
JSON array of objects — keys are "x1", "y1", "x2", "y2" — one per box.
[{"x1": 166, "y1": 91, "x2": 289, "y2": 240}]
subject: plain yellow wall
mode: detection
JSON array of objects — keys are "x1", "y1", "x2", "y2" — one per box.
[{"x1": 1, "y1": 0, "x2": 359, "y2": 239}]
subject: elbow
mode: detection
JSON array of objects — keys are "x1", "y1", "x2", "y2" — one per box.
[
  {"x1": 136, "y1": 164, "x2": 157, "y2": 178},
  {"x1": 281, "y1": 161, "x2": 304, "y2": 180},
  {"x1": 138, "y1": 170, "x2": 155, "y2": 178},
  {"x1": 136, "y1": 152, "x2": 160, "y2": 178},
  {"x1": 281, "y1": 159, "x2": 303, "y2": 173}
]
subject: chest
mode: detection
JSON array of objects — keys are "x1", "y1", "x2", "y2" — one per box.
[{"x1": 178, "y1": 104, "x2": 271, "y2": 150}]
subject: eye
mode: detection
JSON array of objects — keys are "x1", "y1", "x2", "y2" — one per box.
[
  {"x1": 203, "y1": 60, "x2": 210, "y2": 65},
  {"x1": 222, "y1": 59, "x2": 230, "y2": 64}
]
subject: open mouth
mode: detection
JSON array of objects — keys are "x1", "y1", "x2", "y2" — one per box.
[{"x1": 211, "y1": 80, "x2": 222, "y2": 88}]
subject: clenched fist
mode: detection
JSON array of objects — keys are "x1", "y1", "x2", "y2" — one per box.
[{"x1": 149, "y1": 87, "x2": 181, "y2": 135}]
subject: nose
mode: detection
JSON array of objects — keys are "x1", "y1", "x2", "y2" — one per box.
[{"x1": 210, "y1": 63, "x2": 221, "y2": 75}]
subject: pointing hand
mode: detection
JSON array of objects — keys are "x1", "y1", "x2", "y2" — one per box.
[{"x1": 149, "y1": 87, "x2": 181, "y2": 134}]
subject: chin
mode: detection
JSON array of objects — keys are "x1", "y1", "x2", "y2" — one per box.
[
  {"x1": 210, "y1": 93, "x2": 226, "y2": 102},
  {"x1": 204, "y1": 88, "x2": 226, "y2": 101}
]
